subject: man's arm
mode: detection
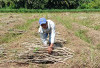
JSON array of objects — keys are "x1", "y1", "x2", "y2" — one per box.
[
  {"x1": 48, "y1": 21, "x2": 55, "y2": 53},
  {"x1": 50, "y1": 21, "x2": 55, "y2": 47}
]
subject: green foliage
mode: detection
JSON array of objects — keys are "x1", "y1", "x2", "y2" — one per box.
[
  {"x1": 33, "y1": 47, "x2": 39, "y2": 52},
  {"x1": 79, "y1": 0, "x2": 100, "y2": 9},
  {"x1": 90, "y1": 0, "x2": 100, "y2": 9},
  {"x1": 45, "y1": 0, "x2": 69, "y2": 9},
  {"x1": 0, "y1": 0, "x2": 100, "y2": 9},
  {"x1": 28, "y1": 0, "x2": 49, "y2": 9}
]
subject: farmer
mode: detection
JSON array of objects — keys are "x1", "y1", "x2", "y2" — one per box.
[{"x1": 38, "y1": 18, "x2": 55, "y2": 54}]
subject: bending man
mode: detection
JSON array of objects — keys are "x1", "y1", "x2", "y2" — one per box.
[{"x1": 38, "y1": 18, "x2": 55, "y2": 54}]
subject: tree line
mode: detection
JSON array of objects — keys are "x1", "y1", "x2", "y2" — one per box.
[{"x1": 0, "y1": 0, "x2": 100, "y2": 9}]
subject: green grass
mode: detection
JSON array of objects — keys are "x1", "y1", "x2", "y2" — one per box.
[
  {"x1": 75, "y1": 30, "x2": 92, "y2": 43},
  {"x1": 0, "y1": 9, "x2": 100, "y2": 13},
  {"x1": 93, "y1": 25, "x2": 100, "y2": 30}
]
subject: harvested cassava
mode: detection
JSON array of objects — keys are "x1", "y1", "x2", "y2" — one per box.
[{"x1": 18, "y1": 46, "x2": 74, "y2": 64}]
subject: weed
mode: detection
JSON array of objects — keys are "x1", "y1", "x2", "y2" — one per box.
[
  {"x1": 33, "y1": 47, "x2": 39, "y2": 52},
  {"x1": 93, "y1": 25, "x2": 100, "y2": 30},
  {"x1": 75, "y1": 30, "x2": 91, "y2": 43}
]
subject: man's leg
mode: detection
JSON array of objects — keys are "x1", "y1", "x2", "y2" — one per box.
[
  {"x1": 40, "y1": 33, "x2": 48, "y2": 46},
  {"x1": 49, "y1": 33, "x2": 51, "y2": 46}
]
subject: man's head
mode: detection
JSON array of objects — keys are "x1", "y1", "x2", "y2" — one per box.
[{"x1": 39, "y1": 18, "x2": 47, "y2": 29}]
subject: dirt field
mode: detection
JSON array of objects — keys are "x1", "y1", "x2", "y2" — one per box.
[{"x1": 0, "y1": 12, "x2": 100, "y2": 68}]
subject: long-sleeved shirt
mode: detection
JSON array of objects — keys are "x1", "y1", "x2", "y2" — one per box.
[{"x1": 38, "y1": 20, "x2": 55, "y2": 44}]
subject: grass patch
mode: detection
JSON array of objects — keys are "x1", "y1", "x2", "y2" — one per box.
[
  {"x1": 80, "y1": 20, "x2": 92, "y2": 27},
  {"x1": 63, "y1": 20, "x2": 72, "y2": 29},
  {"x1": 93, "y1": 25, "x2": 100, "y2": 30},
  {"x1": 75, "y1": 17, "x2": 94, "y2": 28},
  {"x1": 15, "y1": 18, "x2": 38, "y2": 30},
  {"x1": 52, "y1": 15, "x2": 72, "y2": 29},
  {"x1": 0, "y1": 18, "x2": 38, "y2": 44},
  {"x1": 0, "y1": 23, "x2": 5, "y2": 26},
  {"x1": 72, "y1": 14, "x2": 95, "y2": 29},
  {"x1": 0, "y1": 9, "x2": 100, "y2": 13},
  {"x1": 96, "y1": 44, "x2": 100, "y2": 50},
  {"x1": 0, "y1": 33, "x2": 21, "y2": 44},
  {"x1": 75, "y1": 30, "x2": 91, "y2": 43}
]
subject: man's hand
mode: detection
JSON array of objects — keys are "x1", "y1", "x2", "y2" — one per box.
[
  {"x1": 47, "y1": 43, "x2": 54, "y2": 54},
  {"x1": 48, "y1": 46, "x2": 53, "y2": 54}
]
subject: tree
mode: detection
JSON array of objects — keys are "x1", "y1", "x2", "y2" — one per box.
[
  {"x1": 0, "y1": 0, "x2": 100, "y2": 9},
  {"x1": 89, "y1": 0, "x2": 100, "y2": 9},
  {"x1": 0, "y1": 0, "x2": 5, "y2": 8},
  {"x1": 46, "y1": 0, "x2": 69, "y2": 9},
  {"x1": 28, "y1": 0, "x2": 49, "y2": 9}
]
